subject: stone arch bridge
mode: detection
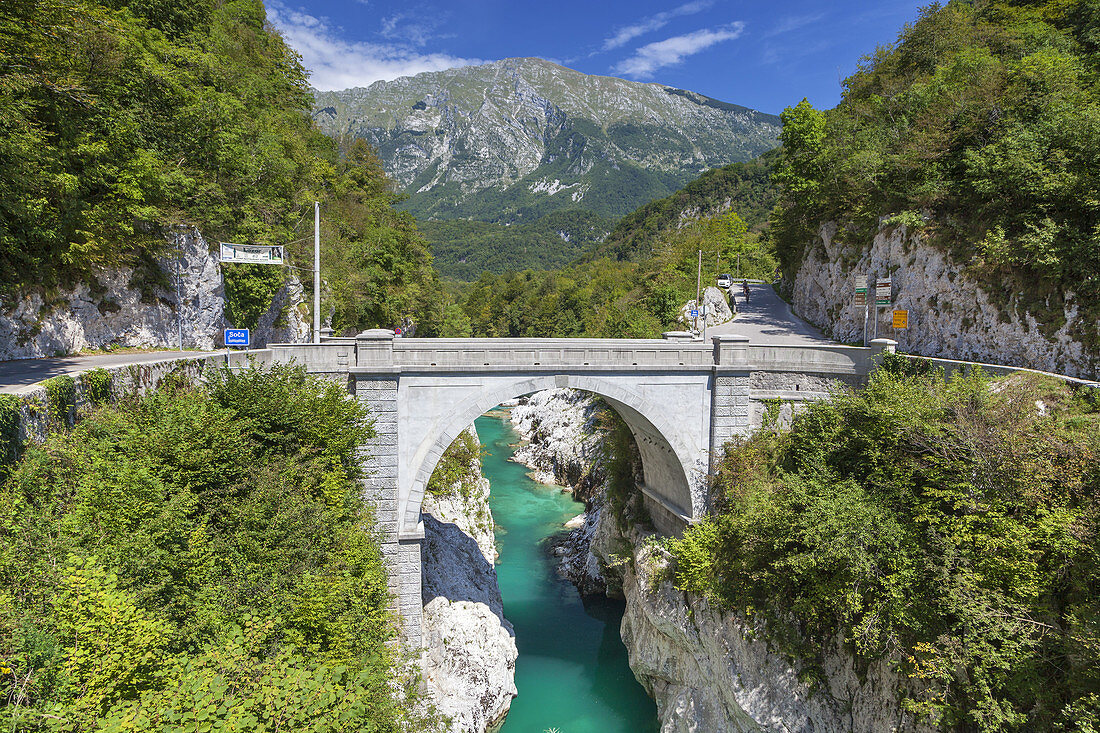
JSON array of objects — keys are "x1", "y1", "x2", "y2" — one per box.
[{"x1": 270, "y1": 331, "x2": 896, "y2": 650}]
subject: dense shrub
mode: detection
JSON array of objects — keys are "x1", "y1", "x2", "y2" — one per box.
[
  {"x1": 0, "y1": 363, "x2": 439, "y2": 731},
  {"x1": 426, "y1": 428, "x2": 483, "y2": 499},
  {"x1": 670, "y1": 368, "x2": 1100, "y2": 731}
]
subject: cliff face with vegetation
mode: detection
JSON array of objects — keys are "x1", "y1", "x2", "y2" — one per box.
[
  {"x1": 771, "y1": 1, "x2": 1100, "y2": 373},
  {"x1": 790, "y1": 221, "x2": 1097, "y2": 377},
  {"x1": 669, "y1": 363, "x2": 1100, "y2": 732},
  {"x1": 0, "y1": 0, "x2": 446, "y2": 352},
  {"x1": 0, "y1": 229, "x2": 309, "y2": 358}
]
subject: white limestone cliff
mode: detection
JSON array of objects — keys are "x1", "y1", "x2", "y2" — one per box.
[
  {"x1": 420, "y1": 426, "x2": 518, "y2": 733},
  {"x1": 608, "y1": 530, "x2": 934, "y2": 733},
  {"x1": 790, "y1": 222, "x2": 1097, "y2": 378},
  {"x1": 0, "y1": 227, "x2": 308, "y2": 360},
  {"x1": 510, "y1": 388, "x2": 606, "y2": 499}
]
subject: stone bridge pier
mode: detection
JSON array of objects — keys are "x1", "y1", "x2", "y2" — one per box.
[{"x1": 270, "y1": 333, "x2": 894, "y2": 651}]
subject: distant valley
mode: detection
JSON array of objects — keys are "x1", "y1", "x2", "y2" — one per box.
[{"x1": 312, "y1": 57, "x2": 781, "y2": 278}]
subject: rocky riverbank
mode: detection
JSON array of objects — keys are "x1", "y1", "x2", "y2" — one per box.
[
  {"x1": 509, "y1": 388, "x2": 931, "y2": 733},
  {"x1": 420, "y1": 425, "x2": 518, "y2": 733},
  {"x1": 508, "y1": 390, "x2": 613, "y2": 596}
]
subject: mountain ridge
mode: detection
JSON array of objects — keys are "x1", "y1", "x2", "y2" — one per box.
[{"x1": 312, "y1": 57, "x2": 780, "y2": 277}]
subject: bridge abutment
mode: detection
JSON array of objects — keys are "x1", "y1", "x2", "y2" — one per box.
[{"x1": 354, "y1": 373, "x2": 424, "y2": 649}]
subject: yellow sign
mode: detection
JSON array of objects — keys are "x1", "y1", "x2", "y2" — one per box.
[{"x1": 892, "y1": 310, "x2": 909, "y2": 329}]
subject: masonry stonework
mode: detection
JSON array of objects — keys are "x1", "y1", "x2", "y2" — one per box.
[{"x1": 269, "y1": 334, "x2": 915, "y2": 657}]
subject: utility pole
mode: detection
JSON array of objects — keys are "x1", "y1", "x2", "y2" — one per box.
[
  {"x1": 176, "y1": 234, "x2": 183, "y2": 351},
  {"x1": 695, "y1": 249, "x2": 702, "y2": 334},
  {"x1": 314, "y1": 201, "x2": 321, "y2": 344}
]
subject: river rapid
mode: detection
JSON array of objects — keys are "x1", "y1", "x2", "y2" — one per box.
[{"x1": 475, "y1": 411, "x2": 659, "y2": 733}]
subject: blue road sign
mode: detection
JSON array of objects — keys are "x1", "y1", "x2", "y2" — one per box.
[
  {"x1": 224, "y1": 328, "x2": 250, "y2": 347},
  {"x1": 690, "y1": 309, "x2": 699, "y2": 318}
]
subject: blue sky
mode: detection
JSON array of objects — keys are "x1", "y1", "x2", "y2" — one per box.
[{"x1": 269, "y1": 0, "x2": 927, "y2": 114}]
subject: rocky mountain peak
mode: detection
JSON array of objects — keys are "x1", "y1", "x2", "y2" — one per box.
[{"x1": 311, "y1": 57, "x2": 780, "y2": 226}]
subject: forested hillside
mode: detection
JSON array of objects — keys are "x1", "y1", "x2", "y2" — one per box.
[
  {"x1": 771, "y1": 0, "x2": 1100, "y2": 344},
  {"x1": 454, "y1": 209, "x2": 775, "y2": 338},
  {"x1": 0, "y1": 0, "x2": 441, "y2": 337},
  {"x1": 421, "y1": 210, "x2": 614, "y2": 281},
  {"x1": 592, "y1": 150, "x2": 779, "y2": 263},
  {"x1": 448, "y1": 147, "x2": 781, "y2": 338}
]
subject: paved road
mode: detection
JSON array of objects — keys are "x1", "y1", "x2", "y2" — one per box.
[
  {"x1": 707, "y1": 282, "x2": 831, "y2": 345},
  {"x1": 0, "y1": 351, "x2": 213, "y2": 394},
  {"x1": 0, "y1": 285, "x2": 824, "y2": 394}
]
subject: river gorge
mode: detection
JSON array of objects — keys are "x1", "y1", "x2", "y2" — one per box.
[{"x1": 478, "y1": 410, "x2": 659, "y2": 733}]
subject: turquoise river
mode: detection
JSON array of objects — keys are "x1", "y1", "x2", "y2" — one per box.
[{"x1": 475, "y1": 411, "x2": 660, "y2": 733}]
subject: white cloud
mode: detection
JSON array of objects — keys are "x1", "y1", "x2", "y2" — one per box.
[
  {"x1": 378, "y1": 11, "x2": 452, "y2": 47},
  {"x1": 602, "y1": 0, "x2": 713, "y2": 51},
  {"x1": 765, "y1": 13, "x2": 825, "y2": 38},
  {"x1": 267, "y1": 2, "x2": 483, "y2": 90},
  {"x1": 613, "y1": 23, "x2": 744, "y2": 78}
]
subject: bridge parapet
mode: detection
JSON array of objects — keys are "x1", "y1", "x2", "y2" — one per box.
[
  {"x1": 746, "y1": 341, "x2": 889, "y2": 376},
  {"x1": 264, "y1": 331, "x2": 894, "y2": 374}
]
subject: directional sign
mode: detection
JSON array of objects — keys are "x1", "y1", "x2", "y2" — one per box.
[
  {"x1": 220, "y1": 242, "x2": 283, "y2": 265},
  {"x1": 224, "y1": 328, "x2": 250, "y2": 347},
  {"x1": 875, "y1": 277, "x2": 892, "y2": 306},
  {"x1": 689, "y1": 309, "x2": 699, "y2": 319},
  {"x1": 853, "y1": 273, "x2": 868, "y2": 306},
  {"x1": 892, "y1": 310, "x2": 909, "y2": 329}
]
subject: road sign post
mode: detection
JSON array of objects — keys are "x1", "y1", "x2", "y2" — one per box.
[
  {"x1": 224, "y1": 329, "x2": 250, "y2": 348},
  {"x1": 853, "y1": 273, "x2": 868, "y2": 346},
  {"x1": 873, "y1": 277, "x2": 892, "y2": 340}
]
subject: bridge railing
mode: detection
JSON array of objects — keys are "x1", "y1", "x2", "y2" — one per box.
[
  {"x1": 387, "y1": 337, "x2": 714, "y2": 369},
  {"x1": 267, "y1": 331, "x2": 897, "y2": 376}
]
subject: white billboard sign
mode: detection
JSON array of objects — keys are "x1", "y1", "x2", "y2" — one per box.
[{"x1": 219, "y1": 242, "x2": 284, "y2": 265}]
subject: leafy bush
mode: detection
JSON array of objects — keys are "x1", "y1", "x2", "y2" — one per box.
[
  {"x1": 0, "y1": 362, "x2": 438, "y2": 731},
  {"x1": 80, "y1": 369, "x2": 112, "y2": 406},
  {"x1": 0, "y1": 395, "x2": 20, "y2": 476},
  {"x1": 426, "y1": 429, "x2": 483, "y2": 498},
  {"x1": 670, "y1": 368, "x2": 1100, "y2": 731},
  {"x1": 42, "y1": 375, "x2": 75, "y2": 428}
]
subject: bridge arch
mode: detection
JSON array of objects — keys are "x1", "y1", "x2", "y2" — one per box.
[{"x1": 399, "y1": 373, "x2": 704, "y2": 535}]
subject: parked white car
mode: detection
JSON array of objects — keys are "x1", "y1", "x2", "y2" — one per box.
[{"x1": 716, "y1": 274, "x2": 733, "y2": 289}]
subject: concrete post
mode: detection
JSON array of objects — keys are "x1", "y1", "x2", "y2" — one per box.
[
  {"x1": 712, "y1": 333, "x2": 751, "y2": 367},
  {"x1": 870, "y1": 338, "x2": 897, "y2": 358},
  {"x1": 869, "y1": 338, "x2": 898, "y2": 373},
  {"x1": 356, "y1": 329, "x2": 396, "y2": 368}
]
